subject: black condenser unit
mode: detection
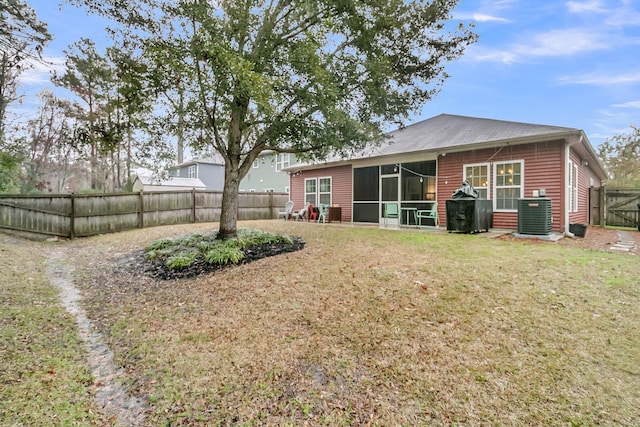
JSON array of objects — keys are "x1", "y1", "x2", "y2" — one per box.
[{"x1": 517, "y1": 198, "x2": 552, "y2": 235}]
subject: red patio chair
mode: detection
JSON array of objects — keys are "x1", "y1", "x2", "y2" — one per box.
[{"x1": 308, "y1": 203, "x2": 318, "y2": 221}]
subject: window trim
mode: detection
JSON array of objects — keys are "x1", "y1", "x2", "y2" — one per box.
[
  {"x1": 569, "y1": 160, "x2": 579, "y2": 212},
  {"x1": 318, "y1": 176, "x2": 332, "y2": 206},
  {"x1": 275, "y1": 153, "x2": 291, "y2": 172},
  {"x1": 463, "y1": 162, "x2": 490, "y2": 200},
  {"x1": 188, "y1": 165, "x2": 197, "y2": 179},
  {"x1": 304, "y1": 178, "x2": 317, "y2": 206},
  {"x1": 304, "y1": 176, "x2": 332, "y2": 206},
  {"x1": 252, "y1": 159, "x2": 259, "y2": 168},
  {"x1": 493, "y1": 160, "x2": 524, "y2": 212}
]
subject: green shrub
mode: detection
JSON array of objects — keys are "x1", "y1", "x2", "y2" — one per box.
[
  {"x1": 204, "y1": 246, "x2": 244, "y2": 265},
  {"x1": 145, "y1": 229, "x2": 294, "y2": 271},
  {"x1": 146, "y1": 238, "x2": 178, "y2": 252},
  {"x1": 165, "y1": 249, "x2": 198, "y2": 270},
  {"x1": 236, "y1": 229, "x2": 293, "y2": 248},
  {"x1": 197, "y1": 240, "x2": 222, "y2": 253}
]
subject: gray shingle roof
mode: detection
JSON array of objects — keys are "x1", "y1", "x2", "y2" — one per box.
[
  {"x1": 283, "y1": 113, "x2": 607, "y2": 180},
  {"x1": 172, "y1": 154, "x2": 225, "y2": 168},
  {"x1": 358, "y1": 113, "x2": 581, "y2": 159}
]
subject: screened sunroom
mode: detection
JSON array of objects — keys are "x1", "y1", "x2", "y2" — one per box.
[{"x1": 352, "y1": 160, "x2": 437, "y2": 226}]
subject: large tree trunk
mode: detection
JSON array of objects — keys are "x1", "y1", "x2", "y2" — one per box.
[
  {"x1": 217, "y1": 92, "x2": 249, "y2": 240},
  {"x1": 217, "y1": 158, "x2": 241, "y2": 239}
]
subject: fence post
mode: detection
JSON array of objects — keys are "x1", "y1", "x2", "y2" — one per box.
[
  {"x1": 191, "y1": 188, "x2": 196, "y2": 223},
  {"x1": 269, "y1": 191, "x2": 274, "y2": 219},
  {"x1": 69, "y1": 193, "x2": 76, "y2": 239},
  {"x1": 601, "y1": 186, "x2": 606, "y2": 227},
  {"x1": 598, "y1": 185, "x2": 607, "y2": 227},
  {"x1": 139, "y1": 190, "x2": 144, "y2": 228}
]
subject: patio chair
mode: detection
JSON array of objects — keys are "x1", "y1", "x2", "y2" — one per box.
[
  {"x1": 416, "y1": 202, "x2": 439, "y2": 227},
  {"x1": 383, "y1": 202, "x2": 399, "y2": 226},
  {"x1": 317, "y1": 204, "x2": 329, "y2": 223},
  {"x1": 279, "y1": 201, "x2": 295, "y2": 220},
  {"x1": 295, "y1": 202, "x2": 310, "y2": 221},
  {"x1": 308, "y1": 203, "x2": 318, "y2": 221}
]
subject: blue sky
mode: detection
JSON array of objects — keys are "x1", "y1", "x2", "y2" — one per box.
[{"x1": 21, "y1": 0, "x2": 640, "y2": 151}]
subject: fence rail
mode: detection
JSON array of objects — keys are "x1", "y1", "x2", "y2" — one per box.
[
  {"x1": 602, "y1": 187, "x2": 640, "y2": 228},
  {"x1": 0, "y1": 190, "x2": 289, "y2": 238}
]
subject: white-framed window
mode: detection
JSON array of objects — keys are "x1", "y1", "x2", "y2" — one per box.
[
  {"x1": 318, "y1": 177, "x2": 332, "y2": 205},
  {"x1": 253, "y1": 159, "x2": 259, "y2": 168},
  {"x1": 275, "y1": 153, "x2": 291, "y2": 172},
  {"x1": 494, "y1": 160, "x2": 523, "y2": 211},
  {"x1": 463, "y1": 163, "x2": 489, "y2": 199},
  {"x1": 305, "y1": 176, "x2": 332, "y2": 206},
  {"x1": 188, "y1": 165, "x2": 196, "y2": 178},
  {"x1": 305, "y1": 178, "x2": 317, "y2": 205},
  {"x1": 569, "y1": 160, "x2": 579, "y2": 212},
  {"x1": 284, "y1": 186, "x2": 290, "y2": 193},
  {"x1": 264, "y1": 188, "x2": 274, "y2": 192}
]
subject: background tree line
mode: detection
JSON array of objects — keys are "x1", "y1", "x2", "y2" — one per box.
[{"x1": 1, "y1": 1, "x2": 176, "y2": 194}]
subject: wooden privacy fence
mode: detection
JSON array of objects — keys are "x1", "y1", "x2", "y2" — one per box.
[
  {"x1": 0, "y1": 190, "x2": 289, "y2": 238},
  {"x1": 601, "y1": 187, "x2": 640, "y2": 228}
]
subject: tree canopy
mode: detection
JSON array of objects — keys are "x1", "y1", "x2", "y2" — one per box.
[
  {"x1": 598, "y1": 125, "x2": 640, "y2": 188},
  {"x1": 1, "y1": 0, "x2": 51, "y2": 140},
  {"x1": 67, "y1": 0, "x2": 477, "y2": 238}
]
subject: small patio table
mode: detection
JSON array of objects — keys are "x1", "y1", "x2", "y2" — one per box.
[{"x1": 400, "y1": 207, "x2": 418, "y2": 228}]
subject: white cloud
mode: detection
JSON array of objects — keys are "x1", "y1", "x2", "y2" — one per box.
[
  {"x1": 470, "y1": 28, "x2": 611, "y2": 64},
  {"x1": 605, "y1": 6, "x2": 640, "y2": 26},
  {"x1": 525, "y1": 29, "x2": 609, "y2": 56},
  {"x1": 566, "y1": 1, "x2": 606, "y2": 14},
  {"x1": 473, "y1": 13, "x2": 509, "y2": 22},
  {"x1": 17, "y1": 56, "x2": 65, "y2": 85},
  {"x1": 612, "y1": 100, "x2": 640, "y2": 108},
  {"x1": 482, "y1": 0, "x2": 516, "y2": 10},
  {"x1": 455, "y1": 12, "x2": 509, "y2": 22},
  {"x1": 469, "y1": 47, "x2": 519, "y2": 64},
  {"x1": 564, "y1": 0, "x2": 640, "y2": 26},
  {"x1": 19, "y1": 69, "x2": 51, "y2": 85},
  {"x1": 558, "y1": 71, "x2": 640, "y2": 85}
]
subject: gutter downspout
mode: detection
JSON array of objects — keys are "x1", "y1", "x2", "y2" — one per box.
[{"x1": 564, "y1": 134, "x2": 582, "y2": 237}]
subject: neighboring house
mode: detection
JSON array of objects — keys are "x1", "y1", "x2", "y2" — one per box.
[
  {"x1": 284, "y1": 114, "x2": 607, "y2": 234},
  {"x1": 239, "y1": 151, "x2": 296, "y2": 193},
  {"x1": 132, "y1": 175, "x2": 206, "y2": 192},
  {"x1": 169, "y1": 156, "x2": 225, "y2": 191}
]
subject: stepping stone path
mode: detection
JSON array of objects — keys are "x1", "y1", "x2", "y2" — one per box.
[{"x1": 609, "y1": 231, "x2": 637, "y2": 253}]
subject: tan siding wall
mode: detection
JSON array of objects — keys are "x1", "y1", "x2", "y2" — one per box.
[
  {"x1": 290, "y1": 165, "x2": 353, "y2": 221},
  {"x1": 439, "y1": 141, "x2": 566, "y2": 231}
]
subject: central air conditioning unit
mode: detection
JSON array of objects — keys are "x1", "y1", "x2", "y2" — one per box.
[{"x1": 518, "y1": 198, "x2": 552, "y2": 235}]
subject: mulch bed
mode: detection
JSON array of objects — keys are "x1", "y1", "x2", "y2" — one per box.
[{"x1": 141, "y1": 237, "x2": 306, "y2": 280}]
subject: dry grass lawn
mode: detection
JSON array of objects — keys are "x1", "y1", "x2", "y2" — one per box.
[
  {"x1": 3, "y1": 221, "x2": 639, "y2": 426},
  {"x1": 0, "y1": 235, "x2": 106, "y2": 425}
]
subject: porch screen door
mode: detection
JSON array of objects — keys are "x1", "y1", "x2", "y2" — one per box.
[{"x1": 381, "y1": 175, "x2": 399, "y2": 223}]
